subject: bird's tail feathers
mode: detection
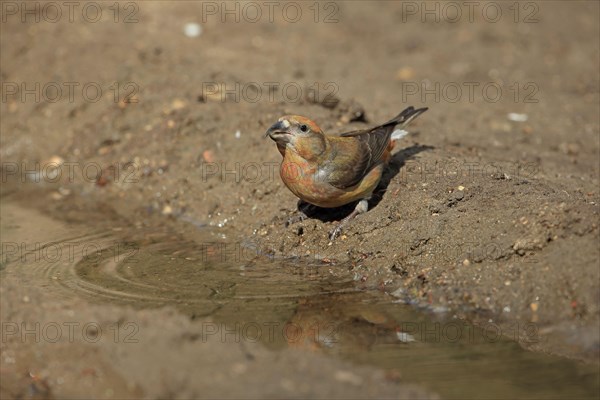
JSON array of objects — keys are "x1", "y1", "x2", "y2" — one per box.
[{"x1": 388, "y1": 106, "x2": 428, "y2": 129}]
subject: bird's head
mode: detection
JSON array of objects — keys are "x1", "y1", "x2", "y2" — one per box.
[{"x1": 265, "y1": 115, "x2": 326, "y2": 159}]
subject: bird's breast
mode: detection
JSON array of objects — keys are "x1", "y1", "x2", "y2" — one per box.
[{"x1": 280, "y1": 153, "x2": 318, "y2": 197}]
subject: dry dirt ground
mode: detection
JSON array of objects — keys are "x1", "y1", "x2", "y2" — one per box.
[{"x1": 1, "y1": 0, "x2": 599, "y2": 398}]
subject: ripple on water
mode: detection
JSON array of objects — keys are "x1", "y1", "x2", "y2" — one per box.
[{"x1": 27, "y1": 234, "x2": 358, "y2": 315}]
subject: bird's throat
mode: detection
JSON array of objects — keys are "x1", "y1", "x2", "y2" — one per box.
[{"x1": 289, "y1": 135, "x2": 327, "y2": 162}]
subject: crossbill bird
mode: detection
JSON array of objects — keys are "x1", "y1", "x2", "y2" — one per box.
[{"x1": 265, "y1": 106, "x2": 428, "y2": 240}]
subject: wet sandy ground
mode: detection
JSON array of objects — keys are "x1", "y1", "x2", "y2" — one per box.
[{"x1": 1, "y1": 1, "x2": 599, "y2": 398}]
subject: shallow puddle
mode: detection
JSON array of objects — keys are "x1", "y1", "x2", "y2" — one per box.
[{"x1": 2, "y1": 201, "x2": 598, "y2": 399}]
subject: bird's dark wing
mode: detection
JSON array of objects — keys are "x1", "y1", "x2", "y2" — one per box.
[
  {"x1": 325, "y1": 107, "x2": 428, "y2": 189},
  {"x1": 321, "y1": 136, "x2": 377, "y2": 189}
]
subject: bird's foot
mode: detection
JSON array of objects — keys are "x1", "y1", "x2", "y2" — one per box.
[
  {"x1": 328, "y1": 224, "x2": 344, "y2": 241},
  {"x1": 285, "y1": 211, "x2": 308, "y2": 227},
  {"x1": 285, "y1": 201, "x2": 318, "y2": 227},
  {"x1": 327, "y1": 199, "x2": 369, "y2": 241}
]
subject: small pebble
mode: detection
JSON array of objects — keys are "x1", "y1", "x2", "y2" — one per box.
[
  {"x1": 47, "y1": 155, "x2": 64, "y2": 165},
  {"x1": 396, "y1": 332, "x2": 416, "y2": 343},
  {"x1": 171, "y1": 99, "x2": 186, "y2": 110},
  {"x1": 202, "y1": 150, "x2": 215, "y2": 163},
  {"x1": 334, "y1": 370, "x2": 363, "y2": 385},
  {"x1": 558, "y1": 142, "x2": 580, "y2": 155},
  {"x1": 184, "y1": 23, "x2": 202, "y2": 38},
  {"x1": 231, "y1": 362, "x2": 247, "y2": 375},
  {"x1": 396, "y1": 67, "x2": 415, "y2": 80},
  {"x1": 507, "y1": 113, "x2": 528, "y2": 122},
  {"x1": 452, "y1": 191, "x2": 464, "y2": 201}
]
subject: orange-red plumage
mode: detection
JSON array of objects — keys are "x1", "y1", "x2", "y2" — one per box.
[{"x1": 265, "y1": 107, "x2": 427, "y2": 239}]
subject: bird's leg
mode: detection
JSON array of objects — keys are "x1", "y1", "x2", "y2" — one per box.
[
  {"x1": 329, "y1": 199, "x2": 369, "y2": 240},
  {"x1": 286, "y1": 200, "x2": 315, "y2": 227}
]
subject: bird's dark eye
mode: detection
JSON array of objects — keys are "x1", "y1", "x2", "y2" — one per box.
[{"x1": 300, "y1": 124, "x2": 308, "y2": 132}]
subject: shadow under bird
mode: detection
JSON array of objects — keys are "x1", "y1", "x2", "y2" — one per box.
[{"x1": 265, "y1": 106, "x2": 428, "y2": 240}]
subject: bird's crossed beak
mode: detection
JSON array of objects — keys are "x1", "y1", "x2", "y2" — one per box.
[{"x1": 265, "y1": 120, "x2": 291, "y2": 140}]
